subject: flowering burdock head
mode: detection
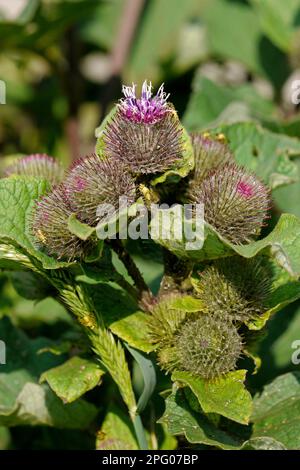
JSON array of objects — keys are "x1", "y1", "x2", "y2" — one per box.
[
  {"x1": 103, "y1": 81, "x2": 183, "y2": 175},
  {"x1": 4, "y1": 154, "x2": 64, "y2": 186},
  {"x1": 119, "y1": 81, "x2": 170, "y2": 124},
  {"x1": 174, "y1": 315, "x2": 242, "y2": 379},
  {"x1": 194, "y1": 257, "x2": 272, "y2": 323},
  {"x1": 187, "y1": 163, "x2": 270, "y2": 244},
  {"x1": 32, "y1": 185, "x2": 95, "y2": 261},
  {"x1": 64, "y1": 154, "x2": 136, "y2": 226},
  {"x1": 188, "y1": 133, "x2": 234, "y2": 185}
]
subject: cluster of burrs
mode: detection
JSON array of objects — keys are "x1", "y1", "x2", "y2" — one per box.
[
  {"x1": 4, "y1": 82, "x2": 273, "y2": 381},
  {"x1": 144, "y1": 126, "x2": 272, "y2": 380},
  {"x1": 4, "y1": 81, "x2": 186, "y2": 261},
  {"x1": 147, "y1": 255, "x2": 272, "y2": 380}
]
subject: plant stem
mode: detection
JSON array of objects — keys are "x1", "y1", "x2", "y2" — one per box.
[
  {"x1": 133, "y1": 414, "x2": 148, "y2": 450},
  {"x1": 111, "y1": 239, "x2": 154, "y2": 306}
]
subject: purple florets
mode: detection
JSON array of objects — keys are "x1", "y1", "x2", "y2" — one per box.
[
  {"x1": 4, "y1": 154, "x2": 64, "y2": 186},
  {"x1": 118, "y1": 80, "x2": 170, "y2": 124}
]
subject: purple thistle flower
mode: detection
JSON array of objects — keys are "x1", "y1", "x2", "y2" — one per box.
[
  {"x1": 32, "y1": 185, "x2": 95, "y2": 261},
  {"x1": 4, "y1": 154, "x2": 64, "y2": 186},
  {"x1": 64, "y1": 154, "x2": 136, "y2": 226},
  {"x1": 104, "y1": 82, "x2": 182, "y2": 175},
  {"x1": 119, "y1": 80, "x2": 171, "y2": 124},
  {"x1": 187, "y1": 163, "x2": 271, "y2": 244}
]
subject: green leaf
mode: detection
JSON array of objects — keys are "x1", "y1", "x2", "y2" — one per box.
[
  {"x1": 202, "y1": 0, "x2": 264, "y2": 76},
  {"x1": 0, "y1": 317, "x2": 97, "y2": 428},
  {"x1": 96, "y1": 404, "x2": 138, "y2": 450},
  {"x1": 151, "y1": 209, "x2": 300, "y2": 279},
  {"x1": 169, "y1": 295, "x2": 205, "y2": 312},
  {"x1": 40, "y1": 356, "x2": 105, "y2": 403},
  {"x1": 0, "y1": 176, "x2": 72, "y2": 269},
  {"x1": 172, "y1": 370, "x2": 252, "y2": 425},
  {"x1": 213, "y1": 122, "x2": 300, "y2": 190},
  {"x1": 67, "y1": 213, "x2": 95, "y2": 241},
  {"x1": 125, "y1": 345, "x2": 156, "y2": 414},
  {"x1": 91, "y1": 283, "x2": 153, "y2": 353},
  {"x1": 95, "y1": 106, "x2": 117, "y2": 158},
  {"x1": 0, "y1": 242, "x2": 32, "y2": 270},
  {"x1": 0, "y1": 382, "x2": 97, "y2": 429},
  {"x1": 183, "y1": 77, "x2": 276, "y2": 131},
  {"x1": 241, "y1": 436, "x2": 286, "y2": 450},
  {"x1": 273, "y1": 159, "x2": 300, "y2": 218},
  {"x1": 0, "y1": 427, "x2": 10, "y2": 450},
  {"x1": 9, "y1": 271, "x2": 52, "y2": 300},
  {"x1": 250, "y1": 0, "x2": 300, "y2": 52},
  {"x1": 251, "y1": 372, "x2": 300, "y2": 449},
  {"x1": 159, "y1": 389, "x2": 242, "y2": 449},
  {"x1": 125, "y1": 0, "x2": 203, "y2": 84}
]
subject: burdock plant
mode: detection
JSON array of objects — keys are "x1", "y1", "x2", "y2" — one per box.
[
  {"x1": 103, "y1": 81, "x2": 184, "y2": 175},
  {"x1": 1, "y1": 79, "x2": 295, "y2": 450}
]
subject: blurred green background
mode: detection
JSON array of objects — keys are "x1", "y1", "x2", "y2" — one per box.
[{"x1": 1, "y1": 0, "x2": 300, "y2": 449}]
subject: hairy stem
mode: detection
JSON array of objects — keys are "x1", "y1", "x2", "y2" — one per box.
[{"x1": 111, "y1": 239, "x2": 154, "y2": 307}]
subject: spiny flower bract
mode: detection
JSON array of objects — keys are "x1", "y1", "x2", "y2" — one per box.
[
  {"x1": 187, "y1": 163, "x2": 270, "y2": 244},
  {"x1": 32, "y1": 185, "x2": 95, "y2": 261},
  {"x1": 64, "y1": 154, "x2": 136, "y2": 226},
  {"x1": 147, "y1": 294, "x2": 188, "y2": 348},
  {"x1": 4, "y1": 154, "x2": 64, "y2": 186},
  {"x1": 194, "y1": 257, "x2": 272, "y2": 323},
  {"x1": 175, "y1": 315, "x2": 243, "y2": 379},
  {"x1": 103, "y1": 82, "x2": 183, "y2": 175},
  {"x1": 189, "y1": 133, "x2": 234, "y2": 184}
]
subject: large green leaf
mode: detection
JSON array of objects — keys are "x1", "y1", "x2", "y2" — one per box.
[
  {"x1": 96, "y1": 404, "x2": 138, "y2": 450},
  {"x1": 202, "y1": 0, "x2": 263, "y2": 76},
  {"x1": 251, "y1": 372, "x2": 300, "y2": 449},
  {"x1": 159, "y1": 389, "x2": 242, "y2": 449},
  {"x1": 250, "y1": 0, "x2": 300, "y2": 52},
  {"x1": 40, "y1": 356, "x2": 105, "y2": 403},
  {"x1": 0, "y1": 382, "x2": 97, "y2": 429},
  {"x1": 172, "y1": 370, "x2": 252, "y2": 425},
  {"x1": 0, "y1": 176, "x2": 71, "y2": 269},
  {"x1": 151, "y1": 210, "x2": 300, "y2": 278},
  {"x1": 241, "y1": 436, "x2": 286, "y2": 450},
  {"x1": 125, "y1": 0, "x2": 203, "y2": 84},
  {"x1": 213, "y1": 122, "x2": 300, "y2": 190},
  {"x1": 183, "y1": 77, "x2": 276, "y2": 131},
  {"x1": 90, "y1": 283, "x2": 153, "y2": 353},
  {"x1": 0, "y1": 317, "x2": 97, "y2": 428}
]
